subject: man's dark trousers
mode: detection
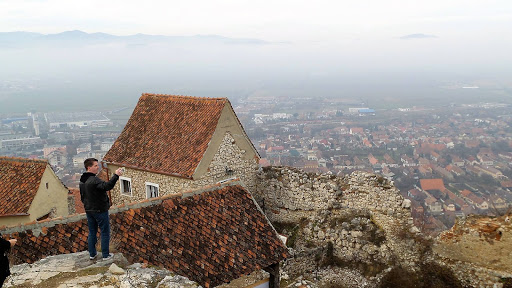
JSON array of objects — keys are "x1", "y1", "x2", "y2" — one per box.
[{"x1": 86, "y1": 211, "x2": 110, "y2": 258}]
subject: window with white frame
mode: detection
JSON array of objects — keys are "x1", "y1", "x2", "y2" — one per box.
[
  {"x1": 146, "y1": 182, "x2": 159, "y2": 199},
  {"x1": 120, "y1": 176, "x2": 132, "y2": 196}
]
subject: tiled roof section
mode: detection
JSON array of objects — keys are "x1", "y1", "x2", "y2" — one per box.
[
  {"x1": 0, "y1": 157, "x2": 48, "y2": 216},
  {"x1": 420, "y1": 178, "x2": 446, "y2": 192},
  {"x1": 103, "y1": 94, "x2": 227, "y2": 178},
  {"x1": 111, "y1": 184, "x2": 289, "y2": 287},
  {"x1": 2, "y1": 183, "x2": 289, "y2": 288}
]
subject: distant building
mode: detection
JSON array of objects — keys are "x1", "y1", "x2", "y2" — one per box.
[
  {"x1": 348, "y1": 107, "x2": 369, "y2": 114},
  {"x1": 45, "y1": 111, "x2": 112, "y2": 129},
  {"x1": 76, "y1": 143, "x2": 92, "y2": 154},
  {"x1": 47, "y1": 149, "x2": 67, "y2": 167},
  {"x1": 43, "y1": 145, "x2": 66, "y2": 158},
  {"x1": 0, "y1": 136, "x2": 42, "y2": 150}
]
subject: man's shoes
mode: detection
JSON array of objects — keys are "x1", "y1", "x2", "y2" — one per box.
[
  {"x1": 101, "y1": 253, "x2": 114, "y2": 261},
  {"x1": 89, "y1": 254, "x2": 98, "y2": 260}
]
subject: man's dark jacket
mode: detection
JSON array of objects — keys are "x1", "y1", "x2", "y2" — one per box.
[{"x1": 79, "y1": 172, "x2": 119, "y2": 212}]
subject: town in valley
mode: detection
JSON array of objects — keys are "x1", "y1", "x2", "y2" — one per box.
[{"x1": 1, "y1": 94, "x2": 511, "y2": 236}]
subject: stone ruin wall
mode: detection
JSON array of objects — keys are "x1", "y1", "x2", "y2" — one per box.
[
  {"x1": 255, "y1": 167, "x2": 414, "y2": 271},
  {"x1": 255, "y1": 166, "x2": 409, "y2": 225},
  {"x1": 256, "y1": 166, "x2": 510, "y2": 287}
]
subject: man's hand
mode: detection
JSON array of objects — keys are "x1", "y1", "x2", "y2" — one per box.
[
  {"x1": 115, "y1": 168, "x2": 124, "y2": 176},
  {"x1": 8, "y1": 239, "x2": 17, "y2": 246}
]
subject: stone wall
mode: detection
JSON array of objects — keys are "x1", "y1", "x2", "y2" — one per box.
[
  {"x1": 256, "y1": 167, "x2": 417, "y2": 272},
  {"x1": 255, "y1": 166, "x2": 343, "y2": 213},
  {"x1": 111, "y1": 132, "x2": 259, "y2": 205},
  {"x1": 257, "y1": 166, "x2": 512, "y2": 287},
  {"x1": 256, "y1": 167, "x2": 409, "y2": 224},
  {"x1": 67, "y1": 194, "x2": 76, "y2": 215}
]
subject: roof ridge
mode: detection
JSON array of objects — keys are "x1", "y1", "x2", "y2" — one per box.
[
  {"x1": 141, "y1": 93, "x2": 227, "y2": 101},
  {"x1": 0, "y1": 156, "x2": 48, "y2": 164}
]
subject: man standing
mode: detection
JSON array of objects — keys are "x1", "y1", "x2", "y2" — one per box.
[{"x1": 80, "y1": 158, "x2": 123, "y2": 261}]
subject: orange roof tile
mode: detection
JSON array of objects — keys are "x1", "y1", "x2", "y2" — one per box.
[
  {"x1": 103, "y1": 94, "x2": 228, "y2": 178},
  {"x1": 0, "y1": 157, "x2": 48, "y2": 216},
  {"x1": 420, "y1": 178, "x2": 446, "y2": 192},
  {"x1": 460, "y1": 189, "x2": 472, "y2": 197}
]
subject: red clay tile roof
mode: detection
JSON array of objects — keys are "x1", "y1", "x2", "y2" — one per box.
[
  {"x1": 2, "y1": 183, "x2": 289, "y2": 288},
  {"x1": 103, "y1": 94, "x2": 228, "y2": 178},
  {"x1": 460, "y1": 189, "x2": 472, "y2": 197},
  {"x1": 420, "y1": 178, "x2": 446, "y2": 192},
  {"x1": 0, "y1": 157, "x2": 48, "y2": 216},
  {"x1": 112, "y1": 183, "x2": 289, "y2": 287}
]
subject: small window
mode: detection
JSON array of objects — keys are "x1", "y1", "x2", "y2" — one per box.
[
  {"x1": 146, "y1": 182, "x2": 159, "y2": 199},
  {"x1": 45, "y1": 182, "x2": 49, "y2": 189},
  {"x1": 37, "y1": 212, "x2": 51, "y2": 221},
  {"x1": 120, "y1": 176, "x2": 132, "y2": 196}
]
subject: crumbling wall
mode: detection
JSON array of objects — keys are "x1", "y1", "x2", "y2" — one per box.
[
  {"x1": 256, "y1": 167, "x2": 416, "y2": 275},
  {"x1": 435, "y1": 214, "x2": 512, "y2": 287},
  {"x1": 257, "y1": 166, "x2": 510, "y2": 287},
  {"x1": 256, "y1": 167, "x2": 409, "y2": 224},
  {"x1": 254, "y1": 167, "x2": 342, "y2": 223}
]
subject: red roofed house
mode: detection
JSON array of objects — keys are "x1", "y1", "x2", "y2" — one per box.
[
  {"x1": 419, "y1": 178, "x2": 446, "y2": 192},
  {"x1": 349, "y1": 127, "x2": 364, "y2": 135},
  {"x1": 0, "y1": 157, "x2": 70, "y2": 227},
  {"x1": 103, "y1": 94, "x2": 260, "y2": 205}
]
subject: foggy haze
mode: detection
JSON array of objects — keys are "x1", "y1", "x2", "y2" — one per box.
[{"x1": 0, "y1": 28, "x2": 511, "y2": 113}]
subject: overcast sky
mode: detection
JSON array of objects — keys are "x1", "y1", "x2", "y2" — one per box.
[
  {"x1": 1, "y1": 0, "x2": 511, "y2": 43},
  {"x1": 0, "y1": 1, "x2": 511, "y2": 112}
]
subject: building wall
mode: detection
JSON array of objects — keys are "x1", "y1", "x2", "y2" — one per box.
[
  {"x1": 28, "y1": 166, "x2": 70, "y2": 219},
  {"x1": 110, "y1": 132, "x2": 259, "y2": 205},
  {"x1": 193, "y1": 104, "x2": 259, "y2": 179},
  {"x1": 0, "y1": 215, "x2": 31, "y2": 227}
]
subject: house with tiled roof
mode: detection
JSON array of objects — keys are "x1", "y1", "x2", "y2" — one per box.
[
  {"x1": 103, "y1": 94, "x2": 260, "y2": 205},
  {"x1": 419, "y1": 178, "x2": 446, "y2": 192},
  {"x1": 467, "y1": 193, "x2": 488, "y2": 210},
  {"x1": 487, "y1": 194, "x2": 509, "y2": 210},
  {"x1": 474, "y1": 165, "x2": 504, "y2": 179},
  {"x1": 0, "y1": 156, "x2": 70, "y2": 227}
]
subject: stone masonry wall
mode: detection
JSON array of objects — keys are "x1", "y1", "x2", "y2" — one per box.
[
  {"x1": 257, "y1": 166, "x2": 510, "y2": 287},
  {"x1": 256, "y1": 167, "x2": 409, "y2": 224},
  {"x1": 256, "y1": 167, "x2": 415, "y2": 268},
  {"x1": 112, "y1": 132, "x2": 259, "y2": 205},
  {"x1": 255, "y1": 167, "x2": 343, "y2": 212}
]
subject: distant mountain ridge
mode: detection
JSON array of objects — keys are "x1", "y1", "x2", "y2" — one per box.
[{"x1": 0, "y1": 30, "x2": 269, "y2": 46}]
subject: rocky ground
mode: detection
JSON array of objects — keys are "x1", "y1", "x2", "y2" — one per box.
[{"x1": 4, "y1": 252, "x2": 199, "y2": 288}]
